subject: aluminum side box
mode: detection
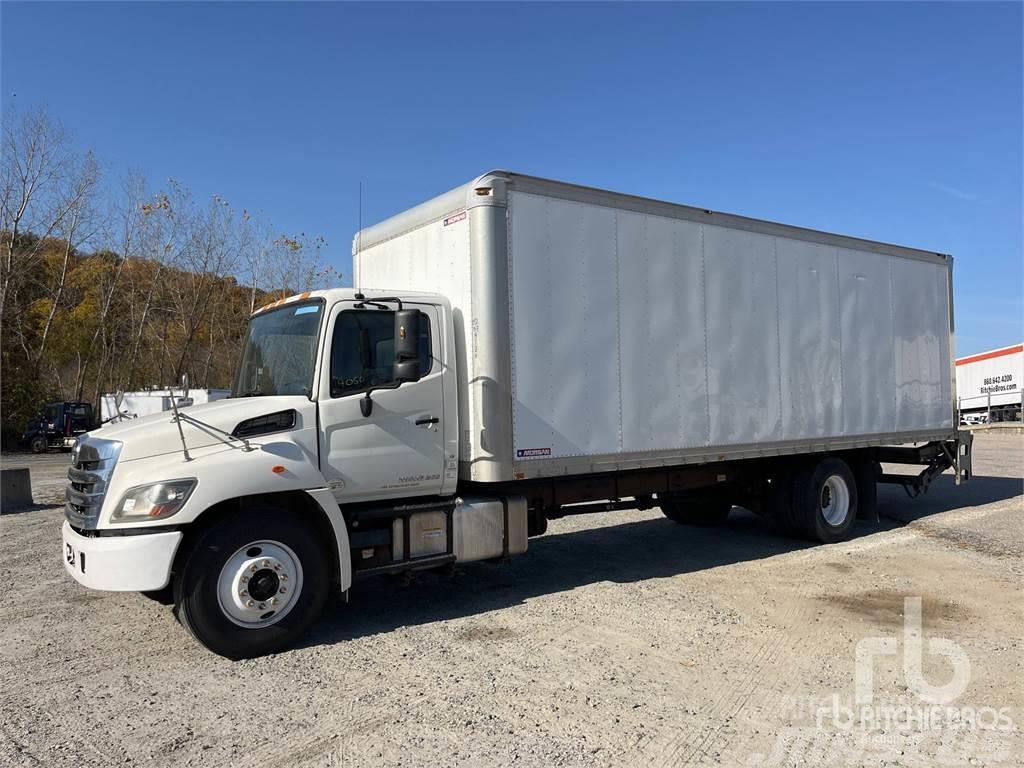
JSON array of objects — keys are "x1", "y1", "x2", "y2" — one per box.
[{"x1": 354, "y1": 171, "x2": 956, "y2": 483}]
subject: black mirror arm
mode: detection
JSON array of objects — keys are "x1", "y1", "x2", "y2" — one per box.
[
  {"x1": 359, "y1": 377, "x2": 409, "y2": 418},
  {"x1": 353, "y1": 294, "x2": 403, "y2": 312}
]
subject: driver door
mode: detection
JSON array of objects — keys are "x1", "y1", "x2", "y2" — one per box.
[{"x1": 317, "y1": 301, "x2": 446, "y2": 503}]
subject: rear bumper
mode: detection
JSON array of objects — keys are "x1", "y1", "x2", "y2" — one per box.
[{"x1": 61, "y1": 521, "x2": 182, "y2": 592}]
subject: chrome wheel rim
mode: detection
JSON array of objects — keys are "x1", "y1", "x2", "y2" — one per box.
[
  {"x1": 217, "y1": 540, "x2": 303, "y2": 628},
  {"x1": 819, "y1": 475, "x2": 851, "y2": 527}
]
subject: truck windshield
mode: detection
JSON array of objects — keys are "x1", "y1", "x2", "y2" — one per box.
[{"x1": 232, "y1": 300, "x2": 324, "y2": 398}]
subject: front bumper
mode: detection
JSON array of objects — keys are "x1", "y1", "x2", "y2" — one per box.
[{"x1": 61, "y1": 521, "x2": 182, "y2": 592}]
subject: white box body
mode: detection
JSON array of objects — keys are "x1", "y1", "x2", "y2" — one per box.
[{"x1": 355, "y1": 172, "x2": 956, "y2": 483}]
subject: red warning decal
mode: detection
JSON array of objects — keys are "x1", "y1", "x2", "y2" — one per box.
[{"x1": 443, "y1": 211, "x2": 467, "y2": 226}]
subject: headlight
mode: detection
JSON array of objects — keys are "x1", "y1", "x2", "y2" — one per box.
[{"x1": 112, "y1": 479, "x2": 197, "y2": 522}]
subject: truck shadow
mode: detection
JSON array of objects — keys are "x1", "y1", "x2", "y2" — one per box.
[
  {"x1": 300, "y1": 471, "x2": 1021, "y2": 650},
  {"x1": 877, "y1": 473, "x2": 1023, "y2": 523}
]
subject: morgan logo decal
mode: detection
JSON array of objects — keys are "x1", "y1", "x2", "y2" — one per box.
[
  {"x1": 516, "y1": 447, "x2": 551, "y2": 458},
  {"x1": 443, "y1": 211, "x2": 467, "y2": 226}
]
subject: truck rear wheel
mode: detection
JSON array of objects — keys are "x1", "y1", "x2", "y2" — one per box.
[
  {"x1": 174, "y1": 506, "x2": 330, "y2": 659},
  {"x1": 658, "y1": 495, "x2": 732, "y2": 526},
  {"x1": 791, "y1": 457, "x2": 857, "y2": 543}
]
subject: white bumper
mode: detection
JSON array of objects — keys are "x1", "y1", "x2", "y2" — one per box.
[{"x1": 62, "y1": 521, "x2": 183, "y2": 592}]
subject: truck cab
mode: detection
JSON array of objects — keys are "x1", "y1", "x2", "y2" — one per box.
[
  {"x1": 61, "y1": 289, "x2": 488, "y2": 659},
  {"x1": 23, "y1": 401, "x2": 94, "y2": 452},
  {"x1": 230, "y1": 290, "x2": 460, "y2": 501}
]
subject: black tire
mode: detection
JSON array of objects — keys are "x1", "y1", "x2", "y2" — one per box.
[
  {"x1": 659, "y1": 495, "x2": 732, "y2": 526},
  {"x1": 173, "y1": 506, "x2": 330, "y2": 659},
  {"x1": 791, "y1": 457, "x2": 858, "y2": 543},
  {"x1": 29, "y1": 435, "x2": 47, "y2": 453}
]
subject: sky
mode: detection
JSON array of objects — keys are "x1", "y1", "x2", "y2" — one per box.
[{"x1": 2, "y1": 1, "x2": 1021, "y2": 356}]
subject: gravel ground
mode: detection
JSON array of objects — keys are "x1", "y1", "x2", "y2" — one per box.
[{"x1": 1, "y1": 435, "x2": 1021, "y2": 767}]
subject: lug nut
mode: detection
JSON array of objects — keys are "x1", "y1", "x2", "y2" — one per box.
[
  {"x1": 273, "y1": 564, "x2": 281, "y2": 571},
  {"x1": 279, "y1": 587, "x2": 287, "y2": 594},
  {"x1": 280, "y1": 574, "x2": 288, "y2": 581},
  {"x1": 271, "y1": 598, "x2": 279, "y2": 606},
  {"x1": 239, "y1": 590, "x2": 247, "y2": 597},
  {"x1": 262, "y1": 560, "x2": 270, "y2": 567},
  {"x1": 246, "y1": 600, "x2": 254, "y2": 607},
  {"x1": 258, "y1": 603, "x2": 265, "y2": 610},
  {"x1": 241, "y1": 575, "x2": 249, "y2": 583},
  {"x1": 249, "y1": 565, "x2": 257, "y2": 573}
]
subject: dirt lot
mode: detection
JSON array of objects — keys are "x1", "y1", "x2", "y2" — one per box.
[{"x1": 1, "y1": 435, "x2": 1021, "y2": 767}]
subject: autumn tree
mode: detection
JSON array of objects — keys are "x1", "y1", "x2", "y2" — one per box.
[{"x1": 0, "y1": 105, "x2": 338, "y2": 445}]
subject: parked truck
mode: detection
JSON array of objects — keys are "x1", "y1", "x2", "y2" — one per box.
[
  {"x1": 955, "y1": 344, "x2": 1022, "y2": 424},
  {"x1": 22, "y1": 401, "x2": 93, "y2": 452},
  {"x1": 62, "y1": 172, "x2": 972, "y2": 658}
]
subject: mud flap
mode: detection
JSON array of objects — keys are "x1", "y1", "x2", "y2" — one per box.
[{"x1": 853, "y1": 458, "x2": 879, "y2": 523}]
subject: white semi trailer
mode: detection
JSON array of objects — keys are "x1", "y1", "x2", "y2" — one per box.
[
  {"x1": 62, "y1": 172, "x2": 972, "y2": 658},
  {"x1": 99, "y1": 388, "x2": 231, "y2": 425},
  {"x1": 955, "y1": 344, "x2": 1023, "y2": 423}
]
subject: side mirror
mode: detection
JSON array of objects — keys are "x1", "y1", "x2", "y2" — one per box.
[
  {"x1": 114, "y1": 390, "x2": 125, "y2": 410},
  {"x1": 393, "y1": 309, "x2": 421, "y2": 384}
]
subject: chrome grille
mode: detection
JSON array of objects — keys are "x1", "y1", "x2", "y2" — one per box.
[{"x1": 65, "y1": 436, "x2": 122, "y2": 529}]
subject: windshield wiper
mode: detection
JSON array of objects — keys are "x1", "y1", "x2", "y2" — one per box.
[{"x1": 237, "y1": 389, "x2": 264, "y2": 397}]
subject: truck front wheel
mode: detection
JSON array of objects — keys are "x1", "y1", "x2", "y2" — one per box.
[
  {"x1": 29, "y1": 435, "x2": 47, "y2": 453},
  {"x1": 658, "y1": 495, "x2": 732, "y2": 526},
  {"x1": 174, "y1": 506, "x2": 330, "y2": 659},
  {"x1": 791, "y1": 457, "x2": 857, "y2": 543}
]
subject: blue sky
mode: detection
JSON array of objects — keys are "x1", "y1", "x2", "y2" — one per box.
[{"x1": 2, "y1": 1, "x2": 1021, "y2": 355}]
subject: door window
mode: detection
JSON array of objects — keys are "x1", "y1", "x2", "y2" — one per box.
[{"x1": 330, "y1": 310, "x2": 432, "y2": 397}]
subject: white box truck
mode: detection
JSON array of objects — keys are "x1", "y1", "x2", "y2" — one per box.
[
  {"x1": 955, "y1": 344, "x2": 1023, "y2": 423},
  {"x1": 61, "y1": 172, "x2": 972, "y2": 658}
]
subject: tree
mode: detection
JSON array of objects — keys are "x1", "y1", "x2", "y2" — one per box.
[
  {"x1": 125, "y1": 181, "x2": 187, "y2": 388},
  {"x1": 265, "y1": 232, "x2": 336, "y2": 303},
  {"x1": 0, "y1": 104, "x2": 337, "y2": 446},
  {"x1": 166, "y1": 193, "x2": 240, "y2": 384},
  {"x1": 76, "y1": 172, "x2": 145, "y2": 402},
  {"x1": 32, "y1": 150, "x2": 100, "y2": 374},
  {"x1": 0, "y1": 108, "x2": 76, "y2": 321}
]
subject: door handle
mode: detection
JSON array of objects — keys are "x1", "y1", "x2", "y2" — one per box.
[{"x1": 415, "y1": 416, "x2": 440, "y2": 426}]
